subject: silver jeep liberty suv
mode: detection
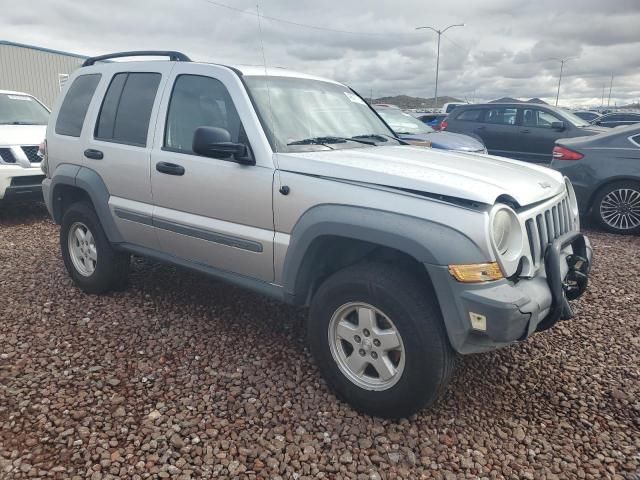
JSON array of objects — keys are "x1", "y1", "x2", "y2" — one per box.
[{"x1": 42, "y1": 51, "x2": 592, "y2": 418}]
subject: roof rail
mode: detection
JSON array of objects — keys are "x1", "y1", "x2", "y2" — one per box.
[{"x1": 82, "y1": 50, "x2": 191, "y2": 67}]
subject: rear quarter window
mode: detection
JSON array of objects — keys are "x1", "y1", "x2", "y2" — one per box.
[
  {"x1": 455, "y1": 109, "x2": 483, "y2": 122},
  {"x1": 55, "y1": 74, "x2": 102, "y2": 137}
]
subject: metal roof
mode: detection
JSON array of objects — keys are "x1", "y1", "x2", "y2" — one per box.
[{"x1": 0, "y1": 40, "x2": 87, "y2": 59}]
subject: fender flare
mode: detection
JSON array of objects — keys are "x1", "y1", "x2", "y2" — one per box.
[{"x1": 281, "y1": 204, "x2": 488, "y2": 302}]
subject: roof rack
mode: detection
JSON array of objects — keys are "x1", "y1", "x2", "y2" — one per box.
[{"x1": 82, "y1": 50, "x2": 191, "y2": 67}]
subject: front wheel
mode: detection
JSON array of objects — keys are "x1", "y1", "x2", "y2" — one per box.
[
  {"x1": 592, "y1": 181, "x2": 640, "y2": 234},
  {"x1": 308, "y1": 263, "x2": 456, "y2": 418}
]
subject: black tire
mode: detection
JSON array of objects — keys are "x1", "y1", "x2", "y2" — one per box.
[
  {"x1": 591, "y1": 181, "x2": 640, "y2": 234},
  {"x1": 308, "y1": 262, "x2": 456, "y2": 418},
  {"x1": 60, "y1": 201, "x2": 130, "y2": 294}
]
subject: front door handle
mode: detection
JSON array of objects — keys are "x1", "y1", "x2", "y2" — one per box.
[
  {"x1": 521, "y1": 129, "x2": 531, "y2": 134},
  {"x1": 156, "y1": 161, "x2": 185, "y2": 176},
  {"x1": 84, "y1": 149, "x2": 103, "y2": 160},
  {"x1": 475, "y1": 126, "x2": 486, "y2": 131}
]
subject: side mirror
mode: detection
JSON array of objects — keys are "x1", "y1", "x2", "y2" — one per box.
[
  {"x1": 551, "y1": 121, "x2": 565, "y2": 131},
  {"x1": 192, "y1": 126, "x2": 254, "y2": 165}
]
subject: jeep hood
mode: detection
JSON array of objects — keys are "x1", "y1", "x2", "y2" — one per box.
[
  {"x1": 0, "y1": 125, "x2": 47, "y2": 146},
  {"x1": 276, "y1": 145, "x2": 564, "y2": 206}
]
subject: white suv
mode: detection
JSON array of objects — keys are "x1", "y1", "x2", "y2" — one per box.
[
  {"x1": 0, "y1": 90, "x2": 48, "y2": 202},
  {"x1": 42, "y1": 51, "x2": 592, "y2": 418}
]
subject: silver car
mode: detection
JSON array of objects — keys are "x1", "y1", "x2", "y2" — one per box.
[{"x1": 42, "y1": 51, "x2": 592, "y2": 418}]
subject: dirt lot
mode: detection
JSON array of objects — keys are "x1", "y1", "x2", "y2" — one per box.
[{"x1": 0, "y1": 203, "x2": 638, "y2": 480}]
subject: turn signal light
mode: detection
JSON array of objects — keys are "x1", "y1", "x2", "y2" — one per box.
[{"x1": 448, "y1": 262, "x2": 504, "y2": 283}]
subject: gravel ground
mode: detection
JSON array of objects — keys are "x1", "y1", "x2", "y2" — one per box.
[{"x1": 1, "y1": 203, "x2": 639, "y2": 480}]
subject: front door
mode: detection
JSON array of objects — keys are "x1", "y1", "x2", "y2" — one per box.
[
  {"x1": 519, "y1": 107, "x2": 565, "y2": 163},
  {"x1": 150, "y1": 64, "x2": 275, "y2": 282}
]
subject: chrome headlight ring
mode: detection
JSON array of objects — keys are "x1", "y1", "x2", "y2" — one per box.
[{"x1": 489, "y1": 204, "x2": 524, "y2": 277}]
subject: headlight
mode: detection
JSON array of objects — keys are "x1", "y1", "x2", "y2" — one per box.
[{"x1": 490, "y1": 205, "x2": 524, "y2": 276}]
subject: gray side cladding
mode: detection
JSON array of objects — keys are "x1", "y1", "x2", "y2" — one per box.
[{"x1": 281, "y1": 204, "x2": 489, "y2": 302}]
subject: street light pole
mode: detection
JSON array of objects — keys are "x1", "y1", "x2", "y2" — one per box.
[
  {"x1": 551, "y1": 57, "x2": 575, "y2": 106},
  {"x1": 416, "y1": 23, "x2": 465, "y2": 110}
]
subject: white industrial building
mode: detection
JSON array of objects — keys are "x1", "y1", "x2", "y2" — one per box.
[{"x1": 0, "y1": 40, "x2": 86, "y2": 109}]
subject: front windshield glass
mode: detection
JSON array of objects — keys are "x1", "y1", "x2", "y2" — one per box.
[
  {"x1": 560, "y1": 110, "x2": 590, "y2": 127},
  {"x1": 376, "y1": 108, "x2": 434, "y2": 135},
  {"x1": 0, "y1": 93, "x2": 49, "y2": 125},
  {"x1": 244, "y1": 76, "x2": 399, "y2": 152}
]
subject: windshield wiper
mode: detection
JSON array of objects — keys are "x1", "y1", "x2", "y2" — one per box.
[
  {"x1": 352, "y1": 133, "x2": 398, "y2": 143},
  {"x1": 288, "y1": 136, "x2": 376, "y2": 146}
]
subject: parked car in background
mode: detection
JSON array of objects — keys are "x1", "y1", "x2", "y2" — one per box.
[
  {"x1": 415, "y1": 112, "x2": 448, "y2": 130},
  {"x1": 0, "y1": 90, "x2": 48, "y2": 203},
  {"x1": 551, "y1": 124, "x2": 640, "y2": 234},
  {"x1": 443, "y1": 103, "x2": 608, "y2": 163},
  {"x1": 573, "y1": 110, "x2": 602, "y2": 123},
  {"x1": 441, "y1": 102, "x2": 466, "y2": 114},
  {"x1": 374, "y1": 105, "x2": 486, "y2": 153},
  {"x1": 591, "y1": 112, "x2": 640, "y2": 128}
]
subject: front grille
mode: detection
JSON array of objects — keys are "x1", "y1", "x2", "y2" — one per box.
[
  {"x1": 21, "y1": 146, "x2": 40, "y2": 163},
  {"x1": 522, "y1": 193, "x2": 575, "y2": 269},
  {"x1": 0, "y1": 147, "x2": 17, "y2": 163},
  {"x1": 10, "y1": 175, "x2": 45, "y2": 187}
]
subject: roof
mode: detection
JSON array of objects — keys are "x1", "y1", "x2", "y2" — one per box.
[
  {"x1": 0, "y1": 40, "x2": 87, "y2": 59},
  {"x1": 206, "y1": 63, "x2": 342, "y2": 85}
]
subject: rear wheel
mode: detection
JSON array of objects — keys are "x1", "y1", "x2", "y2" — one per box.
[
  {"x1": 592, "y1": 181, "x2": 640, "y2": 234},
  {"x1": 308, "y1": 262, "x2": 456, "y2": 418},
  {"x1": 61, "y1": 201, "x2": 130, "y2": 293}
]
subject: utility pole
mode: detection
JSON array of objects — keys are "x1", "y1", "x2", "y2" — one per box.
[
  {"x1": 415, "y1": 23, "x2": 465, "y2": 110},
  {"x1": 601, "y1": 84, "x2": 605, "y2": 107},
  {"x1": 607, "y1": 74, "x2": 614, "y2": 107},
  {"x1": 551, "y1": 57, "x2": 575, "y2": 107}
]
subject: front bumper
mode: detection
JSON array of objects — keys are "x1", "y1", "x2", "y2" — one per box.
[
  {"x1": 426, "y1": 232, "x2": 592, "y2": 355},
  {"x1": 0, "y1": 166, "x2": 44, "y2": 201}
]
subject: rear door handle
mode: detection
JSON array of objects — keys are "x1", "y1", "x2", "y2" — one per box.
[
  {"x1": 156, "y1": 161, "x2": 185, "y2": 176},
  {"x1": 521, "y1": 129, "x2": 531, "y2": 134},
  {"x1": 84, "y1": 149, "x2": 103, "y2": 160},
  {"x1": 475, "y1": 126, "x2": 486, "y2": 131}
]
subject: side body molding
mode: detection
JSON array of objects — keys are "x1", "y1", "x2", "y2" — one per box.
[
  {"x1": 281, "y1": 204, "x2": 489, "y2": 304},
  {"x1": 47, "y1": 165, "x2": 124, "y2": 243}
]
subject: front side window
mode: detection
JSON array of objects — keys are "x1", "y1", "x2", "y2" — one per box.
[
  {"x1": 95, "y1": 72, "x2": 161, "y2": 146},
  {"x1": 244, "y1": 76, "x2": 399, "y2": 152},
  {"x1": 484, "y1": 107, "x2": 517, "y2": 125},
  {"x1": 375, "y1": 108, "x2": 434, "y2": 135},
  {"x1": 55, "y1": 74, "x2": 101, "y2": 137},
  {"x1": 522, "y1": 108, "x2": 561, "y2": 128},
  {"x1": 165, "y1": 75, "x2": 244, "y2": 153},
  {"x1": 0, "y1": 93, "x2": 49, "y2": 125}
]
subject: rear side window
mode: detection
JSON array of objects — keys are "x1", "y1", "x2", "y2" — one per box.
[
  {"x1": 484, "y1": 107, "x2": 517, "y2": 125},
  {"x1": 95, "y1": 72, "x2": 161, "y2": 146},
  {"x1": 55, "y1": 74, "x2": 101, "y2": 137},
  {"x1": 456, "y1": 109, "x2": 483, "y2": 122}
]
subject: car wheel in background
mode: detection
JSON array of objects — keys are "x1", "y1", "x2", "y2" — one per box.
[
  {"x1": 592, "y1": 181, "x2": 640, "y2": 234},
  {"x1": 61, "y1": 201, "x2": 130, "y2": 293},
  {"x1": 308, "y1": 262, "x2": 456, "y2": 418}
]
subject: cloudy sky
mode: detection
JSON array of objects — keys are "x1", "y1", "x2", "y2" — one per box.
[{"x1": 2, "y1": 0, "x2": 639, "y2": 106}]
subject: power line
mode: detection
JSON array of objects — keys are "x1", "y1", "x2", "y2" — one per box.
[{"x1": 200, "y1": 0, "x2": 397, "y2": 36}]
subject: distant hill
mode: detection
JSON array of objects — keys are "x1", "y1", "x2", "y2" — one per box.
[
  {"x1": 489, "y1": 97, "x2": 548, "y2": 104},
  {"x1": 371, "y1": 95, "x2": 463, "y2": 110}
]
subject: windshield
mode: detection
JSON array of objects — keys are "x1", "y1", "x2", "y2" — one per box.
[
  {"x1": 244, "y1": 76, "x2": 399, "y2": 152},
  {"x1": 560, "y1": 109, "x2": 590, "y2": 127},
  {"x1": 0, "y1": 93, "x2": 49, "y2": 125},
  {"x1": 376, "y1": 108, "x2": 434, "y2": 135}
]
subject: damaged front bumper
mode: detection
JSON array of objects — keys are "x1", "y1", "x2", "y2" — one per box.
[{"x1": 425, "y1": 232, "x2": 593, "y2": 355}]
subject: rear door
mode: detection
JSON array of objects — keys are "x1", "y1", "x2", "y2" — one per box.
[
  {"x1": 518, "y1": 107, "x2": 566, "y2": 163},
  {"x1": 82, "y1": 63, "x2": 174, "y2": 250}
]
